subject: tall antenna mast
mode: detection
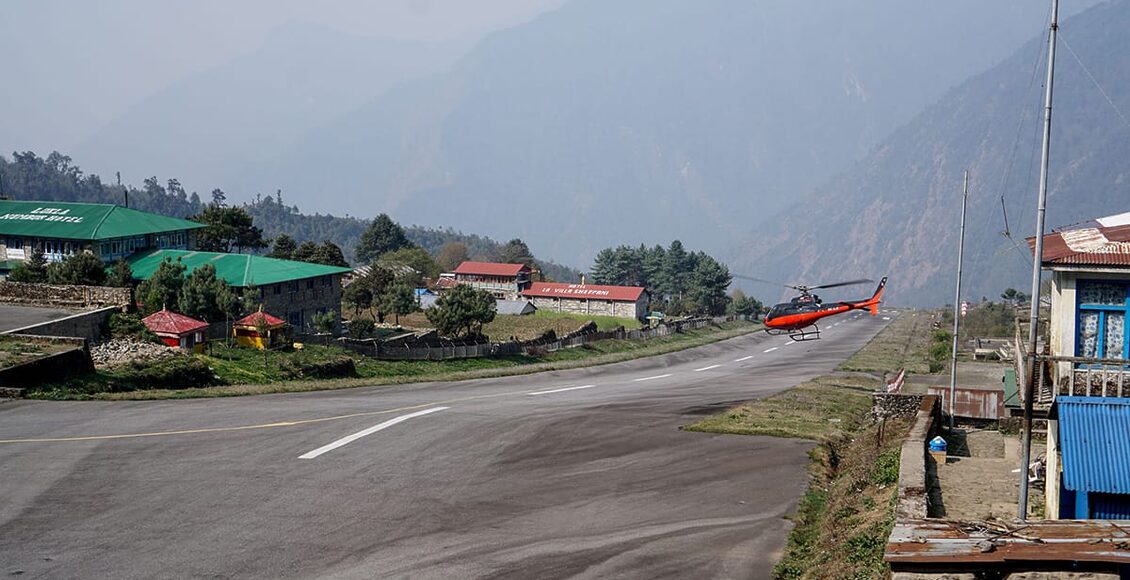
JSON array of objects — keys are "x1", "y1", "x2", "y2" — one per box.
[{"x1": 1019, "y1": 0, "x2": 1059, "y2": 521}]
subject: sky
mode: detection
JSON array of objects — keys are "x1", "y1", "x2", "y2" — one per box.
[{"x1": 0, "y1": 0, "x2": 565, "y2": 154}]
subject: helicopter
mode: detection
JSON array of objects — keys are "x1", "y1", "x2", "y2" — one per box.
[{"x1": 734, "y1": 275, "x2": 888, "y2": 341}]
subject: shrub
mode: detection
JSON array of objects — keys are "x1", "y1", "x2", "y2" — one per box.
[
  {"x1": 348, "y1": 318, "x2": 375, "y2": 339},
  {"x1": 108, "y1": 312, "x2": 160, "y2": 343},
  {"x1": 108, "y1": 357, "x2": 221, "y2": 391},
  {"x1": 280, "y1": 356, "x2": 356, "y2": 379}
]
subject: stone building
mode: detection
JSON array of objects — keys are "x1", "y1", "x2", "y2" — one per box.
[
  {"x1": 522, "y1": 282, "x2": 647, "y2": 320},
  {"x1": 446, "y1": 261, "x2": 533, "y2": 299},
  {"x1": 128, "y1": 249, "x2": 352, "y2": 333},
  {"x1": 0, "y1": 200, "x2": 202, "y2": 275}
]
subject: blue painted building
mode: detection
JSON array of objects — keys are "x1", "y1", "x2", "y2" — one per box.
[{"x1": 1054, "y1": 397, "x2": 1130, "y2": 519}]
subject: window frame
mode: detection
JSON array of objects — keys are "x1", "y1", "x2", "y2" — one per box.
[{"x1": 1076, "y1": 279, "x2": 1130, "y2": 360}]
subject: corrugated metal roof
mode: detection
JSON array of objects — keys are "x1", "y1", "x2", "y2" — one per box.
[
  {"x1": 523, "y1": 282, "x2": 646, "y2": 302},
  {"x1": 452, "y1": 261, "x2": 529, "y2": 277},
  {"x1": 1055, "y1": 396, "x2": 1130, "y2": 494},
  {"x1": 1029, "y1": 217, "x2": 1130, "y2": 266},
  {"x1": 142, "y1": 309, "x2": 208, "y2": 336},
  {"x1": 495, "y1": 300, "x2": 537, "y2": 315},
  {"x1": 127, "y1": 249, "x2": 352, "y2": 287},
  {"x1": 0, "y1": 200, "x2": 203, "y2": 241}
]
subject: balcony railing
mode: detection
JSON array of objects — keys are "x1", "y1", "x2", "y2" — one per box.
[{"x1": 1015, "y1": 316, "x2": 1130, "y2": 404}]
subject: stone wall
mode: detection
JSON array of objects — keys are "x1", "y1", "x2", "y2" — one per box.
[
  {"x1": 528, "y1": 296, "x2": 646, "y2": 320},
  {"x1": 872, "y1": 393, "x2": 927, "y2": 421},
  {"x1": 2, "y1": 306, "x2": 119, "y2": 343},
  {"x1": 259, "y1": 275, "x2": 343, "y2": 333},
  {"x1": 0, "y1": 281, "x2": 131, "y2": 308}
]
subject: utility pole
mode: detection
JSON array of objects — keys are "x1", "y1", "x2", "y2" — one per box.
[
  {"x1": 1019, "y1": 0, "x2": 1059, "y2": 521},
  {"x1": 949, "y1": 170, "x2": 969, "y2": 429}
]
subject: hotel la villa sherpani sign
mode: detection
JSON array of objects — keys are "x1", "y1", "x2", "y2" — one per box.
[{"x1": 0, "y1": 207, "x2": 84, "y2": 224}]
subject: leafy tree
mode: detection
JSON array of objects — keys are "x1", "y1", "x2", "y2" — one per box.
[
  {"x1": 435, "y1": 241, "x2": 469, "y2": 272},
  {"x1": 686, "y1": 253, "x2": 732, "y2": 315},
  {"x1": 290, "y1": 240, "x2": 349, "y2": 267},
  {"x1": 382, "y1": 283, "x2": 417, "y2": 325},
  {"x1": 498, "y1": 238, "x2": 536, "y2": 268},
  {"x1": 344, "y1": 266, "x2": 394, "y2": 321},
  {"x1": 348, "y1": 318, "x2": 375, "y2": 338},
  {"x1": 210, "y1": 188, "x2": 227, "y2": 207},
  {"x1": 7, "y1": 246, "x2": 48, "y2": 283},
  {"x1": 177, "y1": 263, "x2": 237, "y2": 322},
  {"x1": 107, "y1": 258, "x2": 134, "y2": 288},
  {"x1": 312, "y1": 310, "x2": 338, "y2": 334},
  {"x1": 661, "y1": 240, "x2": 693, "y2": 300},
  {"x1": 267, "y1": 234, "x2": 297, "y2": 260},
  {"x1": 378, "y1": 247, "x2": 439, "y2": 286},
  {"x1": 136, "y1": 257, "x2": 187, "y2": 315},
  {"x1": 727, "y1": 289, "x2": 762, "y2": 318},
  {"x1": 1000, "y1": 288, "x2": 1029, "y2": 306},
  {"x1": 355, "y1": 213, "x2": 413, "y2": 264},
  {"x1": 426, "y1": 284, "x2": 496, "y2": 337},
  {"x1": 343, "y1": 279, "x2": 373, "y2": 318},
  {"x1": 46, "y1": 252, "x2": 107, "y2": 286},
  {"x1": 191, "y1": 205, "x2": 267, "y2": 253}
]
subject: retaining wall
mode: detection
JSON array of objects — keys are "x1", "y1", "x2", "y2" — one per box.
[
  {"x1": 1, "y1": 306, "x2": 119, "y2": 343},
  {"x1": 895, "y1": 395, "x2": 941, "y2": 520},
  {"x1": 0, "y1": 334, "x2": 93, "y2": 392}
]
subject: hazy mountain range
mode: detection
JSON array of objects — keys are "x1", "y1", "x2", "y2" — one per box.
[
  {"x1": 69, "y1": 1, "x2": 1082, "y2": 274},
  {"x1": 732, "y1": 0, "x2": 1130, "y2": 307},
  {"x1": 12, "y1": 0, "x2": 1128, "y2": 306}
]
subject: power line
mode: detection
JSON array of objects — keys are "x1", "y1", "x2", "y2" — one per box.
[{"x1": 1060, "y1": 31, "x2": 1130, "y2": 130}]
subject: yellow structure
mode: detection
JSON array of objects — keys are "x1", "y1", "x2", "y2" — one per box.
[{"x1": 233, "y1": 310, "x2": 288, "y2": 350}]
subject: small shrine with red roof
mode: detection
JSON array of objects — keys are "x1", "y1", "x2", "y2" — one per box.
[
  {"x1": 142, "y1": 309, "x2": 210, "y2": 351},
  {"x1": 233, "y1": 310, "x2": 288, "y2": 350}
]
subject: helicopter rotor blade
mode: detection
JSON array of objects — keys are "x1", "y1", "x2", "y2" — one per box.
[
  {"x1": 807, "y1": 278, "x2": 874, "y2": 291},
  {"x1": 731, "y1": 274, "x2": 804, "y2": 291}
]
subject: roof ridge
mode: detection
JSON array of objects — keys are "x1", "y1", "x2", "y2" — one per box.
[{"x1": 89, "y1": 205, "x2": 119, "y2": 239}]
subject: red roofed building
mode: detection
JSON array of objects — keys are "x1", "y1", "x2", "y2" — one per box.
[
  {"x1": 233, "y1": 310, "x2": 288, "y2": 350},
  {"x1": 142, "y1": 309, "x2": 209, "y2": 351},
  {"x1": 522, "y1": 282, "x2": 648, "y2": 320},
  {"x1": 447, "y1": 261, "x2": 533, "y2": 299}
]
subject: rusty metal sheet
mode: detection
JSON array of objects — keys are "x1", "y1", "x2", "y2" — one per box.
[
  {"x1": 887, "y1": 519, "x2": 1130, "y2": 569},
  {"x1": 928, "y1": 386, "x2": 1005, "y2": 420}
]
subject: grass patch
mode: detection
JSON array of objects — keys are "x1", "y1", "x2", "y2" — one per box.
[
  {"x1": 838, "y1": 309, "x2": 942, "y2": 374},
  {"x1": 0, "y1": 337, "x2": 71, "y2": 369},
  {"x1": 29, "y1": 320, "x2": 760, "y2": 400},
  {"x1": 688, "y1": 373, "x2": 911, "y2": 579},
  {"x1": 387, "y1": 309, "x2": 644, "y2": 342},
  {"x1": 685, "y1": 374, "x2": 879, "y2": 441}
]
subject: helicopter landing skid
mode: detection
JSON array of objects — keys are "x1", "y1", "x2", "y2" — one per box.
[{"x1": 788, "y1": 325, "x2": 821, "y2": 342}]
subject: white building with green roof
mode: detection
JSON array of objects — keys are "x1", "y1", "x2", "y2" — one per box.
[{"x1": 0, "y1": 200, "x2": 203, "y2": 271}]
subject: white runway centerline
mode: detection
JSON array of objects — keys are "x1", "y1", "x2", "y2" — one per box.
[
  {"x1": 763, "y1": 347, "x2": 778, "y2": 353},
  {"x1": 694, "y1": 364, "x2": 721, "y2": 372},
  {"x1": 734, "y1": 355, "x2": 753, "y2": 362},
  {"x1": 527, "y1": 384, "x2": 596, "y2": 396},
  {"x1": 633, "y1": 373, "x2": 672, "y2": 382},
  {"x1": 299, "y1": 407, "x2": 449, "y2": 459},
  {"x1": 783, "y1": 341, "x2": 795, "y2": 346}
]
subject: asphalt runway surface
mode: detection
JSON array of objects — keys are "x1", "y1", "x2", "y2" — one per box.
[
  {"x1": 0, "y1": 312, "x2": 893, "y2": 579},
  {"x1": 0, "y1": 304, "x2": 80, "y2": 333}
]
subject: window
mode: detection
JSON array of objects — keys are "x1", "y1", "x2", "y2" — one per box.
[
  {"x1": 273, "y1": 285, "x2": 281, "y2": 295},
  {"x1": 306, "y1": 279, "x2": 314, "y2": 290},
  {"x1": 1077, "y1": 280, "x2": 1130, "y2": 359}
]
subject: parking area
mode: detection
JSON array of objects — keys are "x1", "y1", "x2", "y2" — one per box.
[{"x1": 0, "y1": 304, "x2": 80, "y2": 333}]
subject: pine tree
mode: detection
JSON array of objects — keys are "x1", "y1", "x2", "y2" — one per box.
[{"x1": 355, "y1": 213, "x2": 413, "y2": 264}]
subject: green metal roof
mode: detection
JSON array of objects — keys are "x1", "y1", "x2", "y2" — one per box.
[
  {"x1": 0, "y1": 200, "x2": 204, "y2": 241},
  {"x1": 127, "y1": 249, "x2": 352, "y2": 287}
]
